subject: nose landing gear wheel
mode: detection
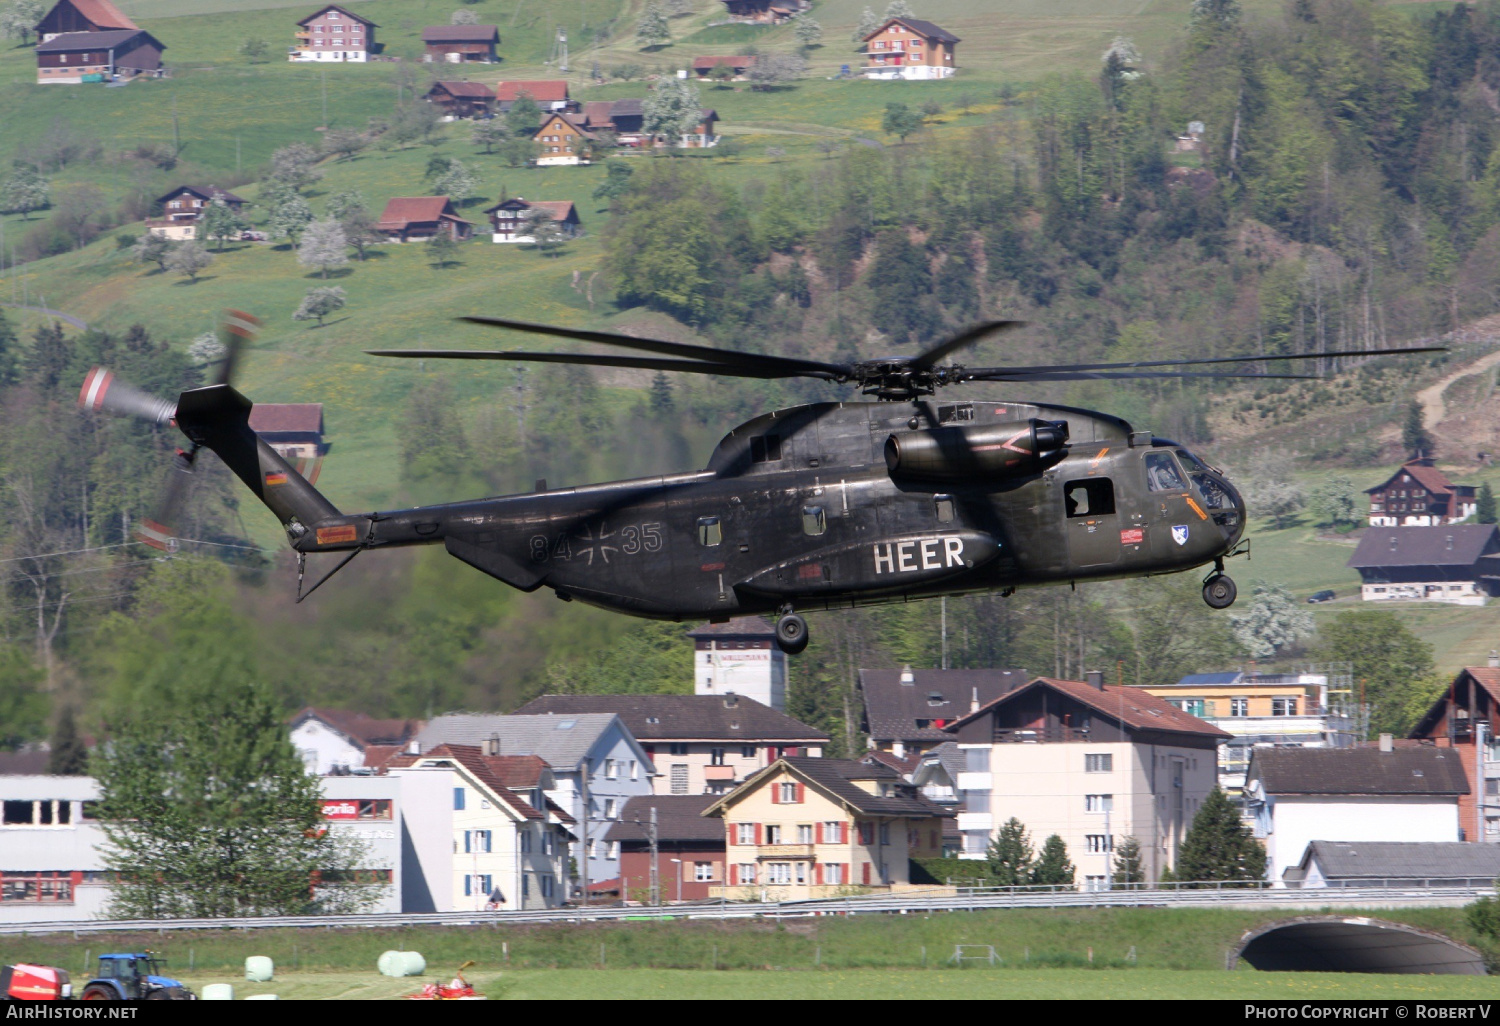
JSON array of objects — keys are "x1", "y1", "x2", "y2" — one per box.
[
  {"x1": 775, "y1": 612, "x2": 809, "y2": 654},
  {"x1": 1203, "y1": 574, "x2": 1237, "y2": 609}
]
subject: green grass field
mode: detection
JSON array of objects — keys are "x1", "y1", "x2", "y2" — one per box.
[{"x1": 161, "y1": 967, "x2": 1500, "y2": 1000}]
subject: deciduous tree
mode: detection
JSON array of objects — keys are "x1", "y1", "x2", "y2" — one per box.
[
  {"x1": 451, "y1": 9, "x2": 479, "y2": 25},
  {"x1": 592, "y1": 161, "x2": 634, "y2": 202},
  {"x1": 0, "y1": 162, "x2": 48, "y2": 219},
  {"x1": 0, "y1": 0, "x2": 44, "y2": 46},
  {"x1": 321, "y1": 127, "x2": 367, "y2": 161},
  {"x1": 164, "y1": 240, "x2": 213, "y2": 282},
  {"x1": 268, "y1": 142, "x2": 324, "y2": 193},
  {"x1": 747, "y1": 51, "x2": 805, "y2": 90},
  {"x1": 883, "y1": 1, "x2": 914, "y2": 20},
  {"x1": 131, "y1": 232, "x2": 173, "y2": 271},
  {"x1": 1308, "y1": 475, "x2": 1360, "y2": 529},
  {"x1": 853, "y1": 6, "x2": 879, "y2": 43},
  {"x1": 0, "y1": 645, "x2": 45, "y2": 752},
  {"x1": 881, "y1": 102, "x2": 924, "y2": 142},
  {"x1": 269, "y1": 193, "x2": 315, "y2": 245},
  {"x1": 427, "y1": 229, "x2": 459, "y2": 268},
  {"x1": 794, "y1": 14, "x2": 822, "y2": 48},
  {"x1": 1228, "y1": 582, "x2": 1313, "y2": 659},
  {"x1": 198, "y1": 197, "x2": 248, "y2": 252},
  {"x1": 643, "y1": 77, "x2": 704, "y2": 139},
  {"x1": 1318, "y1": 609, "x2": 1435, "y2": 733},
  {"x1": 293, "y1": 285, "x2": 347, "y2": 325},
  {"x1": 636, "y1": 2, "x2": 670, "y2": 48},
  {"x1": 522, "y1": 206, "x2": 567, "y2": 253},
  {"x1": 297, "y1": 216, "x2": 349, "y2": 278},
  {"x1": 506, "y1": 91, "x2": 542, "y2": 137},
  {"x1": 472, "y1": 117, "x2": 507, "y2": 154},
  {"x1": 328, "y1": 191, "x2": 378, "y2": 260},
  {"x1": 433, "y1": 160, "x2": 479, "y2": 204}
]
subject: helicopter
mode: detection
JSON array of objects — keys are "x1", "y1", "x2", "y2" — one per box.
[{"x1": 79, "y1": 311, "x2": 1441, "y2": 654}]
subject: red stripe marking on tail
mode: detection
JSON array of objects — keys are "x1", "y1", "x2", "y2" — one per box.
[{"x1": 79, "y1": 368, "x2": 113, "y2": 411}]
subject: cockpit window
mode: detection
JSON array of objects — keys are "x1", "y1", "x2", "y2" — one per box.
[
  {"x1": 1176, "y1": 449, "x2": 1231, "y2": 510},
  {"x1": 1144, "y1": 452, "x2": 1185, "y2": 492}
]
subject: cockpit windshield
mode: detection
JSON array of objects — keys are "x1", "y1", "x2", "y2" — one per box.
[
  {"x1": 1144, "y1": 452, "x2": 1185, "y2": 492},
  {"x1": 1175, "y1": 449, "x2": 1232, "y2": 510}
]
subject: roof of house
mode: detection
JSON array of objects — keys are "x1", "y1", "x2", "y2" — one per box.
[
  {"x1": 513, "y1": 694, "x2": 827, "y2": 743},
  {"x1": 0, "y1": 748, "x2": 53, "y2": 775},
  {"x1": 1174, "y1": 672, "x2": 1247, "y2": 687},
  {"x1": 687, "y1": 615, "x2": 776, "y2": 639},
  {"x1": 607, "y1": 97, "x2": 645, "y2": 117},
  {"x1": 708, "y1": 756, "x2": 948, "y2": 819},
  {"x1": 36, "y1": 28, "x2": 155, "y2": 51},
  {"x1": 946, "y1": 677, "x2": 1234, "y2": 741},
  {"x1": 376, "y1": 197, "x2": 474, "y2": 228},
  {"x1": 1365, "y1": 459, "x2": 1466, "y2": 497},
  {"x1": 915, "y1": 741, "x2": 964, "y2": 784},
  {"x1": 535, "y1": 112, "x2": 593, "y2": 137},
  {"x1": 580, "y1": 100, "x2": 617, "y2": 127},
  {"x1": 55, "y1": 0, "x2": 139, "y2": 31},
  {"x1": 289, "y1": 707, "x2": 422, "y2": 747},
  {"x1": 408, "y1": 743, "x2": 543, "y2": 820},
  {"x1": 1347, "y1": 524, "x2": 1499, "y2": 569},
  {"x1": 1410, "y1": 666, "x2": 1500, "y2": 738},
  {"x1": 248, "y1": 403, "x2": 323, "y2": 434},
  {"x1": 496, "y1": 80, "x2": 569, "y2": 102},
  {"x1": 421, "y1": 25, "x2": 499, "y2": 43},
  {"x1": 297, "y1": 4, "x2": 377, "y2": 28},
  {"x1": 861, "y1": 749, "x2": 919, "y2": 776},
  {"x1": 604, "y1": 795, "x2": 724, "y2": 844},
  {"x1": 692, "y1": 54, "x2": 756, "y2": 69},
  {"x1": 1299, "y1": 840, "x2": 1500, "y2": 879},
  {"x1": 429, "y1": 81, "x2": 495, "y2": 99},
  {"x1": 865, "y1": 16, "x2": 961, "y2": 43},
  {"x1": 859, "y1": 667, "x2": 1028, "y2": 743},
  {"x1": 414, "y1": 712, "x2": 638, "y2": 770},
  {"x1": 482, "y1": 198, "x2": 578, "y2": 222},
  {"x1": 157, "y1": 185, "x2": 247, "y2": 205},
  {"x1": 1249, "y1": 746, "x2": 1470, "y2": 796}
]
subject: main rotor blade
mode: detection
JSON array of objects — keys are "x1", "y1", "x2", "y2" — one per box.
[
  {"x1": 965, "y1": 369, "x2": 1319, "y2": 382},
  {"x1": 965, "y1": 343, "x2": 1446, "y2": 377},
  {"x1": 458, "y1": 315, "x2": 846, "y2": 379},
  {"x1": 909, "y1": 320, "x2": 1026, "y2": 372},
  {"x1": 366, "y1": 349, "x2": 805, "y2": 380}
]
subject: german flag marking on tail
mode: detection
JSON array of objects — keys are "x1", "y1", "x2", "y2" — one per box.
[
  {"x1": 264, "y1": 472, "x2": 289, "y2": 486},
  {"x1": 316, "y1": 524, "x2": 360, "y2": 545}
]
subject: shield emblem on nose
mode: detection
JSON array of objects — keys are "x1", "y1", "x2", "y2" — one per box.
[{"x1": 1171, "y1": 525, "x2": 1189, "y2": 546}]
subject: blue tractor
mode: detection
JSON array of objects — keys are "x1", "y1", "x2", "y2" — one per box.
[{"x1": 79, "y1": 954, "x2": 195, "y2": 1001}]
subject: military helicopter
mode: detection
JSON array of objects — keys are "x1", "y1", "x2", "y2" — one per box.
[{"x1": 79, "y1": 312, "x2": 1440, "y2": 654}]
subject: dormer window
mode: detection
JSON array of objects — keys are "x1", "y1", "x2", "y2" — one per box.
[{"x1": 927, "y1": 692, "x2": 946, "y2": 706}]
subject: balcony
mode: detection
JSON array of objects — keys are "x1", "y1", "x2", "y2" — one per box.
[
  {"x1": 704, "y1": 765, "x2": 736, "y2": 782},
  {"x1": 756, "y1": 844, "x2": 815, "y2": 860}
]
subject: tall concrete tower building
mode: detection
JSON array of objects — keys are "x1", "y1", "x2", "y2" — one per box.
[{"x1": 688, "y1": 617, "x2": 786, "y2": 711}]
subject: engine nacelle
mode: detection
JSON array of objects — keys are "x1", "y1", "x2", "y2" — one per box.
[{"x1": 884, "y1": 419, "x2": 1069, "y2": 482}]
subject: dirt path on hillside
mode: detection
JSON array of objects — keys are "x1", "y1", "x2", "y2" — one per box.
[{"x1": 1416, "y1": 314, "x2": 1500, "y2": 426}]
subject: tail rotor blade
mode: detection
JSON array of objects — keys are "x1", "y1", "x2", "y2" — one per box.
[
  {"x1": 215, "y1": 308, "x2": 260, "y2": 386},
  {"x1": 78, "y1": 367, "x2": 176, "y2": 426}
]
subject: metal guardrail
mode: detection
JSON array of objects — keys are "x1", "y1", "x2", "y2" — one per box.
[{"x1": 2, "y1": 883, "x2": 1494, "y2": 936}]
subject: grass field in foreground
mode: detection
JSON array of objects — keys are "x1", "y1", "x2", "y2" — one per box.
[{"x1": 170, "y1": 967, "x2": 1500, "y2": 1000}]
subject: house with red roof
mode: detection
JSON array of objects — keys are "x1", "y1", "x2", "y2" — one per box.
[
  {"x1": 1409, "y1": 658, "x2": 1500, "y2": 845},
  {"x1": 943, "y1": 672, "x2": 1230, "y2": 887},
  {"x1": 374, "y1": 196, "x2": 474, "y2": 242},
  {"x1": 861, "y1": 16, "x2": 960, "y2": 80},
  {"x1": 248, "y1": 402, "x2": 325, "y2": 462},
  {"x1": 1366, "y1": 458, "x2": 1478, "y2": 527},
  {"x1": 495, "y1": 79, "x2": 572, "y2": 113},
  {"x1": 34, "y1": 0, "x2": 163, "y2": 87},
  {"x1": 290, "y1": 4, "x2": 376, "y2": 63},
  {"x1": 36, "y1": 0, "x2": 136, "y2": 41},
  {"x1": 422, "y1": 24, "x2": 499, "y2": 64},
  {"x1": 289, "y1": 707, "x2": 423, "y2": 775},
  {"x1": 483, "y1": 198, "x2": 581, "y2": 243}
]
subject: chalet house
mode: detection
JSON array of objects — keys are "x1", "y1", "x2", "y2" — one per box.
[
  {"x1": 1409, "y1": 658, "x2": 1500, "y2": 844},
  {"x1": 1285, "y1": 840, "x2": 1500, "y2": 889},
  {"x1": 35, "y1": 27, "x2": 163, "y2": 84},
  {"x1": 421, "y1": 24, "x2": 499, "y2": 64},
  {"x1": 704, "y1": 756, "x2": 947, "y2": 899},
  {"x1": 515, "y1": 693, "x2": 826, "y2": 795},
  {"x1": 290, "y1": 4, "x2": 376, "y2": 63},
  {"x1": 943, "y1": 673, "x2": 1229, "y2": 886},
  {"x1": 1366, "y1": 459, "x2": 1477, "y2": 526},
  {"x1": 1347, "y1": 523, "x2": 1500, "y2": 605},
  {"x1": 719, "y1": 0, "x2": 808, "y2": 25},
  {"x1": 248, "y1": 402, "x2": 325, "y2": 461},
  {"x1": 1245, "y1": 743, "x2": 1468, "y2": 885},
  {"x1": 374, "y1": 197, "x2": 474, "y2": 242},
  {"x1": 580, "y1": 98, "x2": 647, "y2": 144},
  {"x1": 861, "y1": 17, "x2": 960, "y2": 80},
  {"x1": 689, "y1": 617, "x2": 785, "y2": 712},
  {"x1": 36, "y1": 0, "x2": 134, "y2": 41},
  {"x1": 495, "y1": 80, "x2": 572, "y2": 113},
  {"x1": 482, "y1": 198, "x2": 581, "y2": 244},
  {"x1": 533, "y1": 113, "x2": 594, "y2": 166},
  {"x1": 605, "y1": 795, "x2": 725, "y2": 902},
  {"x1": 144, "y1": 185, "x2": 247, "y2": 238},
  {"x1": 692, "y1": 54, "x2": 756, "y2": 80},
  {"x1": 680, "y1": 108, "x2": 720, "y2": 148},
  {"x1": 288, "y1": 706, "x2": 422, "y2": 775},
  {"x1": 424, "y1": 81, "x2": 494, "y2": 119},
  {"x1": 859, "y1": 665, "x2": 1028, "y2": 759}
]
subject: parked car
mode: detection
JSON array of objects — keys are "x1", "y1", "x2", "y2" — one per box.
[{"x1": 1307, "y1": 590, "x2": 1336, "y2": 603}]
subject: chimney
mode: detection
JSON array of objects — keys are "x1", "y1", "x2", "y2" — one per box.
[
  {"x1": 1489, "y1": 649, "x2": 1499, "y2": 669},
  {"x1": 1379, "y1": 733, "x2": 1394, "y2": 753},
  {"x1": 723, "y1": 693, "x2": 738, "y2": 708},
  {"x1": 405, "y1": 740, "x2": 419, "y2": 755},
  {"x1": 484, "y1": 736, "x2": 500, "y2": 757},
  {"x1": 900, "y1": 665, "x2": 915, "y2": 686},
  {"x1": 970, "y1": 687, "x2": 980, "y2": 714},
  {"x1": 1086, "y1": 669, "x2": 1104, "y2": 691}
]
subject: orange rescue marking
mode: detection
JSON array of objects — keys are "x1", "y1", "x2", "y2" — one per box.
[
  {"x1": 316, "y1": 524, "x2": 360, "y2": 545},
  {"x1": 1184, "y1": 495, "x2": 1208, "y2": 520},
  {"x1": 1090, "y1": 447, "x2": 1110, "y2": 467}
]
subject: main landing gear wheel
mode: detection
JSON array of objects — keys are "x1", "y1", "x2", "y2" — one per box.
[
  {"x1": 775, "y1": 612, "x2": 809, "y2": 654},
  {"x1": 1203, "y1": 574, "x2": 1237, "y2": 609}
]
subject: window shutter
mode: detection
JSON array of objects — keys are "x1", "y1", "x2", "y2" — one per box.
[
  {"x1": 771, "y1": 784, "x2": 780, "y2": 805},
  {"x1": 712, "y1": 861, "x2": 723, "y2": 882},
  {"x1": 728, "y1": 824, "x2": 737, "y2": 846},
  {"x1": 755, "y1": 823, "x2": 763, "y2": 845},
  {"x1": 816, "y1": 822, "x2": 824, "y2": 845},
  {"x1": 863, "y1": 863, "x2": 871, "y2": 886},
  {"x1": 816, "y1": 863, "x2": 823, "y2": 885},
  {"x1": 843, "y1": 863, "x2": 850, "y2": 885},
  {"x1": 796, "y1": 782, "x2": 805, "y2": 803},
  {"x1": 730, "y1": 863, "x2": 738, "y2": 885}
]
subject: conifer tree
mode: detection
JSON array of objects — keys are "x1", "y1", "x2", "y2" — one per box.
[
  {"x1": 1477, "y1": 482, "x2": 1496, "y2": 524},
  {"x1": 1030, "y1": 834, "x2": 1075, "y2": 886},
  {"x1": 1173, "y1": 787, "x2": 1266, "y2": 886},
  {"x1": 987, "y1": 817, "x2": 1034, "y2": 885},
  {"x1": 1403, "y1": 400, "x2": 1433, "y2": 459},
  {"x1": 1111, "y1": 835, "x2": 1145, "y2": 888},
  {"x1": 47, "y1": 706, "x2": 89, "y2": 776}
]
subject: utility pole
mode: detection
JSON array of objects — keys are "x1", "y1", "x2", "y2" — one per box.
[
  {"x1": 321, "y1": 68, "x2": 328, "y2": 128},
  {"x1": 579, "y1": 761, "x2": 589, "y2": 906},
  {"x1": 235, "y1": 136, "x2": 241, "y2": 173},
  {"x1": 171, "y1": 93, "x2": 180, "y2": 156},
  {"x1": 648, "y1": 806, "x2": 660, "y2": 906},
  {"x1": 940, "y1": 596, "x2": 948, "y2": 670}
]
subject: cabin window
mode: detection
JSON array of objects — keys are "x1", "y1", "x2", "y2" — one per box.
[
  {"x1": 1064, "y1": 479, "x2": 1115, "y2": 518},
  {"x1": 938, "y1": 403, "x2": 974, "y2": 424},
  {"x1": 1144, "y1": 452, "x2": 1185, "y2": 492},
  {"x1": 934, "y1": 495, "x2": 955, "y2": 523},
  {"x1": 802, "y1": 506, "x2": 826, "y2": 537},
  {"x1": 750, "y1": 434, "x2": 782, "y2": 463},
  {"x1": 697, "y1": 516, "x2": 722, "y2": 546}
]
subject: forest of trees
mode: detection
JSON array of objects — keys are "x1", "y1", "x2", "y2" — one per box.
[{"x1": 2, "y1": 0, "x2": 1494, "y2": 757}]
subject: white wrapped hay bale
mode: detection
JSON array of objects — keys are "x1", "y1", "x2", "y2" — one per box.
[
  {"x1": 377, "y1": 950, "x2": 426, "y2": 977},
  {"x1": 244, "y1": 956, "x2": 274, "y2": 982},
  {"x1": 201, "y1": 983, "x2": 234, "y2": 1001}
]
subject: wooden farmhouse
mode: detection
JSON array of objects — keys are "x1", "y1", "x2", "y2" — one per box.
[
  {"x1": 422, "y1": 24, "x2": 499, "y2": 63},
  {"x1": 290, "y1": 4, "x2": 376, "y2": 63},
  {"x1": 424, "y1": 81, "x2": 495, "y2": 119},
  {"x1": 580, "y1": 98, "x2": 645, "y2": 142},
  {"x1": 861, "y1": 17, "x2": 960, "y2": 80},
  {"x1": 483, "y1": 198, "x2": 581, "y2": 243},
  {"x1": 144, "y1": 185, "x2": 247, "y2": 239},
  {"x1": 374, "y1": 197, "x2": 474, "y2": 242},
  {"x1": 533, "y1": 113, "x2": 594, "y2": 166},
  {"x1": 692, "y1": 54, "x2": 756, "y2": 80},
  {"x1": 1366, "y1": 458, "x2": 1478, "y2": 526},
  {"x1": 36, "y1": 0, "x2": 135, "y2": 41},
  {"x1": 718, "y1": 0, "x2": 808, "y2": 24},
  {"x1": 1347, "y1": 523, "x2": 1500, "y2": 605},
  {"x1": 495, "y1": 80, "x2": 572, "y2": 113}
]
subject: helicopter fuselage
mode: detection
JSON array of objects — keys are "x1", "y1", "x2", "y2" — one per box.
[{"x1": 289, "y1": 398, "x2": 1247, "y2": 621}]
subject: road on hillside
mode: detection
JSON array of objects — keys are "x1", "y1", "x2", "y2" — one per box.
[{"x1": 0, "y1": 303, "x2": 88, "y2": 331}]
